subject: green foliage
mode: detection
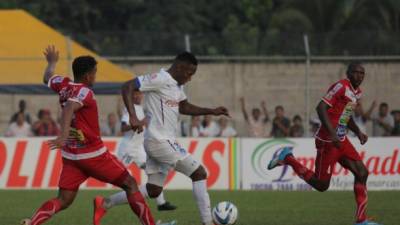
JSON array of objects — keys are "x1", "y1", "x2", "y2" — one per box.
[{"x1": 1, "y1": 0, "x2": 400, "y2": 55}]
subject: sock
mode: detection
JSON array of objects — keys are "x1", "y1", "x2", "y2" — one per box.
[
  {"x1": 192, "y1": 180, "x2": 212, "y2": 224},
  {"x1": 156, "y1": 192, "x2": 166, "y2": 206},
  {"x1": 30, "y1": 198, "x2": 62, "y2": 225},
  {"x1": 285, "y1": 155, "x2": 314, "y2": 181},
  {"x1": 139, "y1": 184, "x2": 149, "y2": 198},
  {"x1": 104, "y1": 191, "x2": 128, "y2": 209},
  {"x1": 127, "y1": 191, "x2": 155, "y2": 225},
  {"x1": 354, "y1": 183, "x2": 368, "y2": 223}
]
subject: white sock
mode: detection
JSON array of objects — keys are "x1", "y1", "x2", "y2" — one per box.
[
  {"x1": 104, "y1": 191, "x2": 128, "y2": 209},
  {"x1": 139, "y1": 184, "x2": 149, "y2": 198},
  {"x1": 156, "y1": 192, "x2": 166, "y2": 205},
  {"x1": 192, "y1": 180, "x2": 212, "y2": 224}
]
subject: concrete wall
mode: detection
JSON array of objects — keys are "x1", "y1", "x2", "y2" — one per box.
[{"x1": 1, "y1": 61, "x2": 399, "y2": 136}]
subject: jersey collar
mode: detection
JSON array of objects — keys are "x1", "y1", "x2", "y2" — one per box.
[{"x1": 160, "y1": 68, "x2": 179, "y2": 86}]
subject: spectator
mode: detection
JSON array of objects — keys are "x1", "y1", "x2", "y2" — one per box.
[
  {"x1": 349, "y1": 101, "x2": 376, "y2": 137},
  {"x1": 372, "y1": 102, "x2": 394, "y2": 136},
  {"x1": 32, "y1": 109, "x2": 60, "y2": 136},
  {"x1": 101, "y1": 113, "x2": 121, "y2": 136},
  {"x1": 190, "y1": 116, "x2": 204, "y2": 137},
  {"x1": 309, "y1": 118, "x2": 320, "y2": 137},
  {"x1": 391, "y1": 110, "x2": 400, "y2": 136},
  {"x1": 9, "y1": 99, "x2": 32, "y2": 124},
  {"x1": 240, "y1": 97, "x2": 269, "y2": 137},
  {"x1": 270, "y1": 105, "x2": 290, "y2": 138},
  {"x1": 289, "y1": 115, "x2": 304, "y2": 137},
  {"x1": 201, "y1": 115, "x2": 219, "y2": 137},
  {"x1": 217, "y1": 117, "x2": 237, "y2": 137},
  {"x1": 5, "y1": 112, "x2": 32, "y2": 137}
]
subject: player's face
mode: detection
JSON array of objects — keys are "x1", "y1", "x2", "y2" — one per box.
[
  {"x1": 86, "y1": 66, "x2": 97, "y2": 87},
  {"x1": 177, "y1": 63, "x2": 197, "y2": 85},
  {"x1": 348, "y1": 65, "x2": 365, "y2": 88},
  {"x1": 252, "y1": 109, "x2": 260, "y2": 120}
]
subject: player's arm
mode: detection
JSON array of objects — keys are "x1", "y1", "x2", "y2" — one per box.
[
  {"x1": 179, "y1": 100, "x2": 229, "y2": 117},
  {"x1": 316, "y1": 100, "x2": 341, "y2": 147},
  {"x1": 121, "y1": 78, "x2": 145, "y2": 133},
  {"x1": 348, "y1": 116, "x2": 368, "y2": 145},
  {"x1": 48, "y1": 101, "x2": 82, "y2": 150},
  {"x1": 42, "y1": 45, "x2": 59, "y2": 85},
  {"x1": 239, "y1": 97, "x2": 249, "y2": 122},
  {"x1": 261, "y1": 100, "x2": 270, "y2": 123},
  {"x1": 121, "y1": 122, "x2": 132, "y2": 132}
]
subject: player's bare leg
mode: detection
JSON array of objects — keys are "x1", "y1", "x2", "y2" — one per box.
[{"x1": 21, "y1": 189, "x2": 77, "y2": 225}]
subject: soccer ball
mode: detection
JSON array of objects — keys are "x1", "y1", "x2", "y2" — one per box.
[{"x1": 212, "y1": 201, "x2": 238, "y2": 225}]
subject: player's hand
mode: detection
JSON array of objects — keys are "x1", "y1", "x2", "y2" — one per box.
[
  {"x1": 129, "y1": 117, "x2": 146, "y2": 133},
  {"x1": 357, "y1": 132, "x2": 368, "y2": 145},
  {"x1": 43, "y1": 45, "x2": 59, "y2": 64},
  {"x1": 48, "y1": 136, "x2": 66, "y2": 150},
  {"x1": 212, "y1": 107, "x2": 230, "y2": 117},
  {"x1": 331, "y1": 135, "x2": 341, "y2": 149}
]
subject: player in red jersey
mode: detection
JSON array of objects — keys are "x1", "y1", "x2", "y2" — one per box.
[
  {"x1": 268, "y1": 62, "x2": 382, "y2": 225},
  {"x1": 20, "y1": 46, "x2": 174, "y2": 225}
]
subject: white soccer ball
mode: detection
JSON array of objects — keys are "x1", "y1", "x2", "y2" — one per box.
[{"x1": 212, "y1": 201, "x2": 238, "y2": 225}]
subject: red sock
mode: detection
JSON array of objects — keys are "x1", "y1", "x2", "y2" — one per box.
[
  {"x1": 127, "y1": 191, "x2": 155, "y2": 225},
  {"x1": 285, "y1": 155, "x2": 314, "y2": 181},
  {"x1": 354, "y1": 183, "x2": 368, "y2": 223},
  {"x1": 30, "y1": 198, "x2": 62, "y2": 225}
]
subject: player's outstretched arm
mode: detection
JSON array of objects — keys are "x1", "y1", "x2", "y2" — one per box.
[
  {"x1": 316, "y1": 100, "x2": 341, "y2": 147},
  {"x1": 42, "y1": 45, "x2": 59, "y2": 85},
  {"x1": 121, "y1": 79, "x2": 145, "y2": 133},
  {"x1": 348, "y1": 116, "x2": 368, "y2": 145},
  {"x1": 179, "y1": 100, "x2": 229, "y2": 117},
  {"x1": 48, "y1": 101, "x2": 82, "y2": 150}
]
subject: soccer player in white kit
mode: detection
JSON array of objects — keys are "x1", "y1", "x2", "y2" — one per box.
[
  {"x1": 121, "y1": 52, "x2": 229, "y2": 225},
  {"x1": 93, "y1": 92, "x2": 176, "y2": 222}
]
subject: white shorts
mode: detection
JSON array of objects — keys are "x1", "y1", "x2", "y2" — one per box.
[
  {"x1": 116, "y1": 138, "x2": 147, "y2": 168},
  {"x1": 144, "y1": 139, "x2": 200, "y2": 186}
]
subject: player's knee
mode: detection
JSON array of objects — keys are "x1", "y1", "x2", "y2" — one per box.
[
  {"x1": 315, "y1": 181, "x2": 330, "y2": 192},
  {"x1": 146, "y1": 183, "x2": 163, "y2": 198},
  {"x1": 121, "y1": 175, "x2": 139, "y2": 193},
  {"x1": 357, "y1": 167, "x2": 369, "y2": 183},
  {"x1": 190, "y1": 166, "x2": 207, "y2": 182}
]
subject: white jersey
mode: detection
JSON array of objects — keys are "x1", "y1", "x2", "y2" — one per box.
[{"x1": 135, "y1": 69, "x2": 187, "y2": 140}]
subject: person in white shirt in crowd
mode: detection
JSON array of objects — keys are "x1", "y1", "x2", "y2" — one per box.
[
  {"x1": 201, "y1": 115, "x2": 219, "y2": 137},
  {"x1": 98, "y1": 91, "x2": 177, "y2": 213},
  {"x1": 217, "y1": 117, "x2": 237, "y2": 137},
  {"x1": 5, "y1": 112, "x2": 33, "y2": 137},
  {"x1": 240, "y1": 97, "x2": 269, "y2": 137},
  {"x1": 100, "y1": 112, "x2": 121, "y2": 136},
  {"x1": 349, "y1": 101, "x2": 376, "y2": 137},
  {"x1": 372, "y1": 102, "x2": 394, "y2": 136},
  {"x1": 190, "y1": 116, "x2": 204, "y2": 137},
  {"x1": 95, "y1": 52, "x2": 229, "y2": 225}
]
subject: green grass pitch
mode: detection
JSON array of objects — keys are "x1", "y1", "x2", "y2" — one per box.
[{"x1": 1, "y1": 190, "x2": 399, "y2": 225}]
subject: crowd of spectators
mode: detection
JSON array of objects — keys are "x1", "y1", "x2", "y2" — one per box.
[{"x1": 4, "y1": 98, "x2": 400, "y2": 138}]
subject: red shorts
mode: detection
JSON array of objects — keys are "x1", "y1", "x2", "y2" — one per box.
[
  {"x1": 59, "y1": 151, "x2": 129, "y2": 191},
  {"x1": 314, "y1": 137, "x2": 362, "y2": 181}
]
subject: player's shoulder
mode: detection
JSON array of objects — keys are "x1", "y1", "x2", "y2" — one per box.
[{"x1": 75, "y1": 85, "x2": 94, "y2": 99}]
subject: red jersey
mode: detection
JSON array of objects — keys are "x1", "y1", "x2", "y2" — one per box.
[
  {"x1": 315, "y1": 79, "x2": 362, "y2": 142},
  {"x1": 48, "y1": 75, "x2": 105, "y2": 159}
]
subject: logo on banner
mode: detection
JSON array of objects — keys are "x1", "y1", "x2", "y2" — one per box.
[{"x1": 251, "y1": 139, "x2": 296, "y2": 182}]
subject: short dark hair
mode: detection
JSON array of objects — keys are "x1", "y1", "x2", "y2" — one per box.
[
  {"x1": 275, "y1": 105, "x2": 284, "y2": 111},
  {"x1": 293, "y1": 115, "x2": 302, "y2": 121},
  {"x1": 380, "y1": 102, "x2": 389, "y2": 108},
  {"x1": 72, "y1": 56, "x2": 97, "y2": 81},
  {"x1": 175, "y1": 51, "x2": 198, "y2": 65},
  {"x1": 346, "y1": 61, "x2": 363, "y2": 75}
]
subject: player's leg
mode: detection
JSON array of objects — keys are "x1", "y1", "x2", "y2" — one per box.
[
  {"x1": 176, "y1": 156, "x2": 213, "y2": 225},
  {"x1": 268, "y1": 140, "x2": 340, "y2": 192},
  {"x1": 88, "y1": 152, "x2": 157, "y2": 225},
  {"x1": 22, "y1": 158, "x2": 86, "y2": 225},
  {"x1": 337, "y1": 138, "x2": 380, "y2": 225}
]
